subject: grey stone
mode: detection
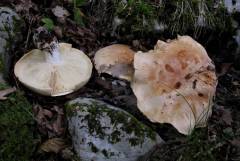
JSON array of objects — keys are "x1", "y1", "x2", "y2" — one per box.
[
  {"x1": 66, "y1": 98, "x2": 164, "y2": 161},
  {"x1": 0, "y1": 7, "x2": 25, "y2": 78}
]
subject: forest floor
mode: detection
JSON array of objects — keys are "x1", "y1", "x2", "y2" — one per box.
[{"x1": 0, "y1": 0, "x2": 240, "y2": 161}]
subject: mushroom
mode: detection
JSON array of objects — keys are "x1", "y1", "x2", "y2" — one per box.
[
  {"x1": 94, "y1": 44, "x2": 135, "y2": 81},
  {"x1": 131, "y1": 36, "x2": 217, "y2": 135},
  {"x1": 14, "y1": 43, "x2": 92, "y2": 96}
]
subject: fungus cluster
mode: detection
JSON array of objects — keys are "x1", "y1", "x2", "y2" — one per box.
[
  {"x1": 14, "y1": 35, "x2": 217, "y2": 135},
  {"x1": 94, "y1": 36, "x2": 217, "y2": 135}
]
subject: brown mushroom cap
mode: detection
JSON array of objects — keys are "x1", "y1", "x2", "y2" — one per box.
[
  {"x1": 94, "y1": 44, "x2": 135, "y2": 81},
  {"x1": 14, "y1": 43, "x2": 92, "y2": 96},
  {"x1": 131, "y1": 36, "x2": 217, "y2": 135}
]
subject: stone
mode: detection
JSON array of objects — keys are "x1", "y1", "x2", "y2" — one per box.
[
  {"x1": 0, "y1": 7, "x2": 25, "y2": 78},
  {"x1": 66, "y1": 98, "x2": 164, "y2": 161},
  {"x1": 0, "y1": 57, "x2": 5, "y2": 84}
]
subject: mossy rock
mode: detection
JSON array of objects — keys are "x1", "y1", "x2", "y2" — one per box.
[
  {"x1": 0, "y1": 83, "x2": 37, "y2": 161},
  {"x1": 66, "y1": 98, "x2": 164, "y2": 161},
  {"x1": 0, "y1": 7, "x2": 25, "y2": 78}
]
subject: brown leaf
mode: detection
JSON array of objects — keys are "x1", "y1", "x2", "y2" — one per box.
[
  {"x1": 15, "y1": 0, "x2": 37, "y2": 13},
  {"x1": 52, "y1": 114, "x2": 65, "y2": 136},
  {"x1": 221, "y1": 107, "x2": 233, "y2": 126},
  {"x1": 40, "y1": 138, "x2": 67, "y2": 153},
  {"x1": 217, "y1": 63, "x2": 232, "y2": 77},
  {"x1": 34, "y1": 105, "x2": 65, "y2": 137},
  {"x1": 230, "y1": 138, "x2": 240, "y2": 147},
  {"x1": 52, "y1": 6, "x2": 70, "y2": 19},
  {"x1": 53, "y1": 26, "x2": 63, "y2": 38},
  {"x1": 0, "y1": 87, "x2": 16, "y2": 100}
]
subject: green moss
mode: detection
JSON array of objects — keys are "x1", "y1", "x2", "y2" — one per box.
[
  {"x1": 166, "y1": 0, "x2": 232, "y2": 35},
  {"x1": 110, "y1": 0, "x2": 233, "y2": 37},
  {"x1": 181, "y1": 129, "x2": 219, "y2": 161},
  {"x1": 113, "y1": 0, "x2": 158, "y2": 34},
  {"x1": 65, "y1": 103, "x2": 79, "y2": 117},
  {"x1": 67, "y1": 101, "x2": 157, "y2": 147},
  {"x1": 0, "y1": 83, "x2": 36, "y2": 161},
  {"x1": 88, "y1": 142, "x2": 99, "y2": 153}
]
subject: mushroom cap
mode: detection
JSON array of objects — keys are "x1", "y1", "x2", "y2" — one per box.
[
  {"x1": 131, "y1": 36, "x2": 217, "y2": 135},
  {"x1": 14, "y1": 43, "x2": 92, "y2": 96},
  {"x1": 94, "y1": 44, "x2": 135, "y2": 81}
]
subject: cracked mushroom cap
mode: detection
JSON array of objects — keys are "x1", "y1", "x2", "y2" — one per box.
[
  {"x1": 94, "y1": 44, "x2": 135, "y2": 81},
  {"x1": 131, "y1": 36, "x2": 217, "y2": 135},
  {"x1": 14, "y1": 43, "x2": 92, "y2": 96}
]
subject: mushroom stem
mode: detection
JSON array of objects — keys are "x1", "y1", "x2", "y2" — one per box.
[{"x1": 46, "y1": 42, "x2": 62, "y2": 64}]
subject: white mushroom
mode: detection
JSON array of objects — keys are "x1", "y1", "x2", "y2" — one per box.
[
  {"x1": 131, "y1": 36, "x2": 217, "y2": 135},
  {"x1": 14, "y1": 43, "x2": 92, "y2": 96},
  {"x1": 94, "y1": 44, "x2": 135, "y2": 81}
]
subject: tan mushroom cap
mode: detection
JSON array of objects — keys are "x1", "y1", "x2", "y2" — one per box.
[
  {"x1": 131, "y1": 36, "x2": 217, "y2": 135},
  {"x1": 14, "y1": 43, "x2": 92, "y2": 96},
  {"x1": 94, "y1": 44, "x2": 135, "y2": 81}
]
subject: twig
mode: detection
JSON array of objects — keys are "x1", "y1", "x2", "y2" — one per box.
[
  {"x1": 25, "y1": 18, "x2": 33, "y2": 49},
  {"x1": 193, "y1": 142, "x2": 225, "y2": 158}
]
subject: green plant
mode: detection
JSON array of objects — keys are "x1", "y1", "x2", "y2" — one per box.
[
  {"x1": 113, "y1": 0, "x2": 158, "y2": 34},
  {"x1": 166, "y1": 0, "x2": 231, "y2": 36},
  {"x1": 179, "y1": 129, "x2": 220, "y2": 161},
  {"x1": 108, "y1": 0, "x2": 232, "y2": 38},
  {"x1": 74, "y1": 8, "x2": 85, "y2": 26},
  {"x1": 74, "y1": 0, "x2": 86, "y2": 7},
  {"x1": 41, "y1": 17, "x2": 54, "y2": 31},
  {"x1": 73, "y1": 0, "x2": 86, "y2": 26}
]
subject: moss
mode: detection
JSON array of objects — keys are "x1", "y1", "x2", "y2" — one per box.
[
  {"x1": 67, "y1": 101, "x2": 157, "y2": 147},
  {"x1": 94, "y1": 0, "x2": 233, "y2": 38},
  {"x1": 88, "y1": 142, "x2": 99, "y2": 153},
  {"x1": 149, "y1": 127, "x2": 224, "y2": 161},
  {"x1": 65, "y1": 103, "x2": 79, "y2": 117},
  {"x1": 165, "y1": 0, "x2": 232, "y2": 36},
  {"x1": 0, "y1": 83, "x2": 37, "y2": 161},
  {"x1": 113, "y1": 0, "x2": 158, "y2": 34},
  {"x1": 181, "y1": 129, "x2": 218, "y2": 161}
]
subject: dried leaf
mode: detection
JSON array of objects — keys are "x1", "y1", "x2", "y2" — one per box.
[
  {"x1": 221, "y1": 108, "x2": 233, "y2": 126},
  {"x1": 232, "y1": 81, "x2": 240, "y2": 86},
  {"x1": 52, "y1": 6, "x2": 70, "y2": 19},
  {"x1": 34, "y1": 105, "x2": 65, "y2": 137},
  {"x1": 230, "y1": 138, "x2": 240, "y2": 147},
  {"x1": 217, "y1": 63, "x2": 232, "y2": 77},
  {"x1": 0, "y1": 87, "x2": 16, "y2": 100},
  {"x1": 15, "y1": 0, "x2": 37, "y2": 13},
  {"x1": 52, "y1": 114, "x2": 65, "y2": 136},
  {"x1": 40, "y1": 138, "x2": 67, "y2": 153}
]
